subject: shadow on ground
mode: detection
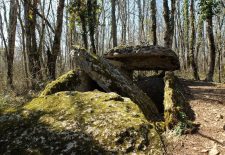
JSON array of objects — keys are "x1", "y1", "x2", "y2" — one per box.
[
  {"x1": 0, "y1": 110, "x2": 112, "y2": 155},
  {"x1": 179, "y1": 79, "x2": 196, "y2": 121},
  {"x1": 181, "y1": 79, "x2": 225, "y2": 105}
]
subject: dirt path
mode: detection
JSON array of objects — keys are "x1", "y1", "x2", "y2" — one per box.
[{"x1": 167, "y1": 80, "x2": 225, "y2": 155}]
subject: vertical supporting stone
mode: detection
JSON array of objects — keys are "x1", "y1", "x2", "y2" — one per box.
[{"x1": 163, "y1": 72, "x2": 190, "y2": 131}]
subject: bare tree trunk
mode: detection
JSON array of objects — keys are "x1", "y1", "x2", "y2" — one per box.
[
  {"x1": 205, "y1": 15, "x2": 216, "y2": 82},
  {"x1": 48, "y1": 0, "x2": 65, "y2": 80},
  {"x1": 68, "y1": 0, "x2": 76, "y2": 69},
  {"x1": 184, "y1": 0, "x2": 190, "y2": 68},
  {"x1": 111, "y1": 0, "x2": 117, "y2": 47},
  {"x1": 87, "y1": 0, "x2": 97, "y2": 53},
  {"x1": 195, "y1": 15, "x2": 204, "y2": 64},
  {"x1": 176, "y1": 0, "x2": 186, "y2": 70},
  {"x1": 101, "y1": 0, "x2": 106, "y2": 55},
  {"x1": 31, "y1": 1, "x2": 42, "y2": 81},
  {"x1": 120, "y1": 0, "x2": 127, "y2": 45},
  {"x1": 189, "y1": 0, "x2": 200, "y2": 80},
  {"x1": 6, "y1": 0, "x2": 18, "y2": 89},
  {"x1": 215, "y1": 16, "x2": 223, "y2": 83},
  {"x1": 0, "y1": 15, "x2": 7, "y2": 54},
  {"x1": 0, "y1": 1, "x2": 9, "y2": 87},
  {"x1": 163, "y1": 0, "x2": 176, "y2": 48},
  {"x1": 150, "y1": 0, "x2": 157, "y2": 45},
  {"x1": 37, "y1": 0, "x2": 47, "y2": 79},
  {"x1": 24, "y1": 0, "x2": 42, "y2": 88},
  {"x1": 218, "y1": 36, "x2": 221, "y2": 83},
  {"x1": 18, "y1": 1, "x2": 29, "y2": 87},
  {"x1": 202, "y1": 39, "x2": 207, "y2": 73},
  {"x1": 76, "y1": 0, "x2": 88, "y2": 49},
  {"x1": 132, "y1": 2, "x2": 136, "y2": 44},
  {"x1": 137, "y1": 0, "x2": 144, "y2": 43}
]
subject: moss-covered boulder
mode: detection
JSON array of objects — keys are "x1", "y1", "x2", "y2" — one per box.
[
  {"x1": 40, "y1": 70, "x2": 99, "y2": 97},
  {"x1": 0, "y1": 91, "x2": 163, "y2": 154}
]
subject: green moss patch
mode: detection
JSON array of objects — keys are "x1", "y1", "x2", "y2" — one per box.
[
  {"x1": 163, "y1": 72, "x2": 195, "y2": 135},
  {"x1": 0, "y1": 91, "x2": 163, "y2": 154},
  {"x1": 39, "y1": 70, "x2": 97, "y2": 97},
  {"x1": 40, "y1": 70, "x2": 80, "y2": 96}
]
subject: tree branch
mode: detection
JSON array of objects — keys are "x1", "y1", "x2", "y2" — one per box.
[{"x1": 34, "y1": 9, "x2": 55, "y2": 33}]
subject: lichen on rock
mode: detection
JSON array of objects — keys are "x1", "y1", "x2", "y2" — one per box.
[{"x1": 0, "y1": 91, "x2": 163, "y2": 154}]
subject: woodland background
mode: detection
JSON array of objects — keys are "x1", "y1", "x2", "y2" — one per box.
[{"x1": 0, "y1": 0, "x2": 224, "y2": 92}]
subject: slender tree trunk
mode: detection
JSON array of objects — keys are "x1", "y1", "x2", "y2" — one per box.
[
  {"x1": 205, "y1": 15, "x2": 216, "y2": 82},
  {"x1": 218, "y1": 39, "x2": 221, "y2": 83},
  {"x1": 101, "y1": 0, "x2": 106, "y2": 55},
  {"x1": 195, "y1": 15, "x2": 204, "y2": 64},
  {"x1": 24, "y1": 1, "x2": 33, "y2": 82},
  {"x1": 163, "y1": 0, "x2": 170, "y2": 47},
  {"x1": 163, "y1": 0, "x2": 176, "y2": 48},
  {"x1": 87, "y1": 0, "x2": 97, "y2": 53},
  {"x1": 189, "y1": 0, "x2": 200, "y2": 80},
  {"x1": 202, "y1": 39, "x2": 207, "y2": 73},
  {"x1": 150, "y1": 0, "x2": 157, "y2": 45},
  {"x1": 68, "y1": 1, "x2": 76, "y2": 69},
  {"x1": 48, "y1": 0, "x2": 65, "y2": 80},
  {"x1": 111, "y1": 0, "x2": 117, "y2": 47},
  {"x1": 24, "y1": 0, "x2": 42, "y2": 88},
  {"x1": 37, "y1": 1, "x2": 47, "y2": 79},
  {"x1": 170, "y1": 0, "x2": 176, "y2": 47},
  {"x1": 176, "y1": 0, "x2": 186, "y2": 70},
  {"x1": 0, "y1": 14, "x2": 8, "y2": 55},
  {"x1": 76, "y1": 0, "x2": 88, "y2": 49},
  {"x1": 6, "y1": 0, "x2": 18, "y2": 89},
  {"x1": 132, "y1": 2, "x2": 136, "y2": 44},
  {"x1": 81, "y1": 16, "x2": 88, "y2": 50},
  {"x1": 32, "y1": 1, "x2": 42, "y2": 80},
  {"x1": 216, "y1": 16, "x2": 223, "y2": 83},
  {"x1": 137, "y1": 0, "x2": 144, "y2": 43},
  {"x1": 120, "y1": 0, "x2": 127, "y2": 45},
  {"x1": 184, "y1": 0, "x2": 190, "y2": 68},
  {"x1": 18, "y1": 2, "x2": 29, "y2": 87}
]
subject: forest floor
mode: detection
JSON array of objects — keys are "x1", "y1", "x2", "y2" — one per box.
[{"x1": 167, "y1": 79, "x2": 225, "y2": 155}]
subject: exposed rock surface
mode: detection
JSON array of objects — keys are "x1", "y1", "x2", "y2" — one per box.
[
  {"x1": 136, "y1": 73, "x2": 193, "y2": 133},
  {"x1": 104, "y1": 45, "x2": 180, "y2": 71},
  {"x1": 136, "y1": 77, "x2": 165, "y2": 114},
  {"x1": 72, "y1": 47, "x2": 159, "y2": 120},
  {"x1": 0, "y1": 91, "x2": 163, "y2": 154},
  {"x1": 163, "y1": 72, "x2": 194, "y2": 133},
  {"x1": 40, "y1": 70, "x2": 100, "y2": 97}
]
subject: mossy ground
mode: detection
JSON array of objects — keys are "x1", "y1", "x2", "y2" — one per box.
[{"x1": 0, "y1": 91, "x2": 163, "y2": 154}]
